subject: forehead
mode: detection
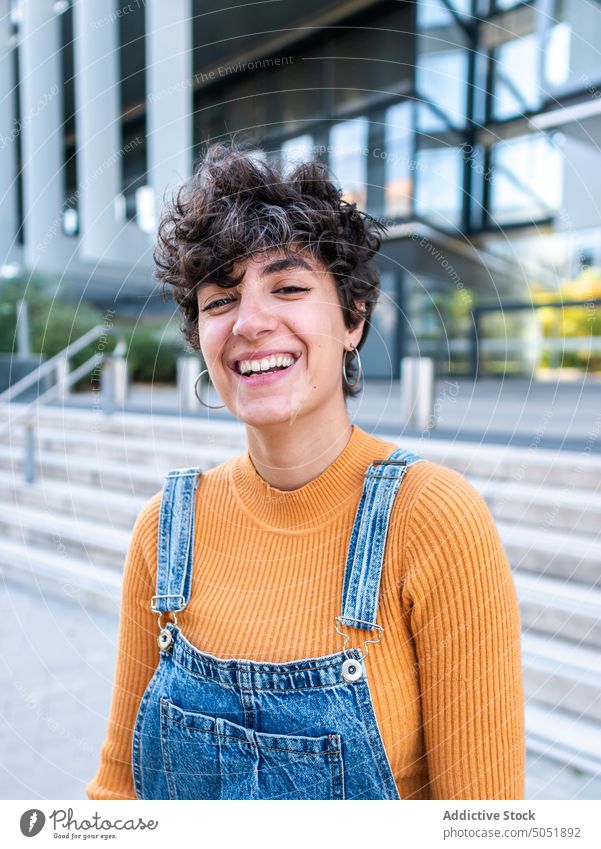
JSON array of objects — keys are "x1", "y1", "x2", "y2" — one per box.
[{"x1": 197, "y1": 249, "x2": 328, "y2": 294}]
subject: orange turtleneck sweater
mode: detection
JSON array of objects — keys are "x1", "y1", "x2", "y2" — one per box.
[{"x1": 86, "y1": 424, "x2": 524, "y2": 800}]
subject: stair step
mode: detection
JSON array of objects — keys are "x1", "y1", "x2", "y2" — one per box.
[
  {"x1": 0, "y1": 538, "x2": 121, "y2": 616},
  {"x1": 499, "y1": 522, "x2": 601, "y2": 585},
  {"x1": 5, "y1": 404, "x2": 246, "y2": 448},
  {"x1": 0, "y1": 445, "x2": 174, "y2": 497},
  {"x1": 8, "y1": 425, "x2": 237, "y2": 467},
  {"x1": 516, "y1": 571, "x2": 601, "y2": 648},
  {"x1": 526, "y1": 701, "x2": 601, "y2": 777},
  {"x1": 10, "y1": 406, "x2": 601, "y2": 489},
  {"x1": 0, "y1": 471, "x2": 146, "y2": 528},
  {"x1": 398, "y1": 435, "x2": 601, "y2": 491},
  {"x1": 522, "y1": 632, "x2": 601, "y2": 724},
  {"x1": 471, "y1": 476, "x2": 601, "y2": 536},
  {"x1": 0, "y1": 503, "x2": 131, "y2": 569}
]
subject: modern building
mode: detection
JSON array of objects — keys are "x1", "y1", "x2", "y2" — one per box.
[{"x1": 1, "y1": 0, "x2": 601, "y2": 378}]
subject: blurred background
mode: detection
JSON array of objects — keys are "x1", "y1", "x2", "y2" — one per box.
[{"x1": 0, "y1": 0, "x2": 600, "y2": 800}]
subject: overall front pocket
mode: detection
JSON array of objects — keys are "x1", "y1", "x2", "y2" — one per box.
[{"x1": 160, "y1": 698, "x2": 345, "y2": 800}]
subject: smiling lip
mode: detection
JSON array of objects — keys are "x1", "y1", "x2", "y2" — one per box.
[
  {"x1": 227, "y1": 350, "x2": 301, "y2": 371},
  {"x1": 229, "y1": 353, "x2": 301, "y2": 386}
]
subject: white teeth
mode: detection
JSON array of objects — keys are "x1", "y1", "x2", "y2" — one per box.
[{"x1": 238, "y1": 354, "x2": 295, "y2": 375}]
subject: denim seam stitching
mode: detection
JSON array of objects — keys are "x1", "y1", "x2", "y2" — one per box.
[
  {"x1": 132, "y1": 662, "x2": 163, "y2": 800},
  {"x1": 174, "y1": 634, "x2": 353, "y2": 673},
  {"x1": 164, "y1": 716, "x2": 339, "y2": 755},
  {"x1": 169, "y1": 653, "x2": 349, "y2": 692},
  {"x1": 354, "y1": 675, "x2": 400, "y2": 800},
  {"x1": 329, "y1": 733, "x2": 344, "y2": 800},
  {"x1": 160, "y1": 699, "x2": 179, "y2": 800}
]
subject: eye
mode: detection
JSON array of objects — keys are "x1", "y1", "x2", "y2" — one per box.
[
  {"x1": 275, "y1": 286, "x2": 310, "y2": 295},
  {"x1": 201, "y1": 286, "x2": 311, "y2": 312},
  {"x1": 202, "y1": 296, "x2": 235, "y2": 312}
]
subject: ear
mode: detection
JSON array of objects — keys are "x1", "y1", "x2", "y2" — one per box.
[{"x1": 347, "y1": 299, "x2": 367, "y2": 348}]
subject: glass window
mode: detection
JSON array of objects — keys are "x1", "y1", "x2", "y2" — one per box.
[
  {"x1": 544, "y1": 0, "x2": 601, "y2": 91},
  {"x1": 545, "y1": 21, "x2": 571, "y2": 88},
  {"x1": 418, "y1": 0, "x2": 457, "y2": 27},
  {"x1": 450, "y1": 0, "x2": 474, "y2": 15},
  {"x1": 326, "y1": 7, "x2": 413, "y2": 113},
  {"x1": 415, "y1": 145, "x2": 464, "y2": 228},
  {"x1": 328, "y1": 118, "x2": 369, "y2": 208},
  {"x1": 117, "y1": 1, "x2": 147, "y2": 194},
  {"x1": 266, "y1": 54, "x2": 322, "y2": 132},
  {"x1": 489, "y1": 134, "x2": 563, "y2": 225},
  {"x1": 494, "y1": 0, "x2": 523, "y2": 9},
  {"x1": 492, "y1": 34, "x2": 540, "y2": 119},
  {"x1": 415, "y1": 0, "x2": 469, "y2": 130},
  {"x1": 358, "y1": 271, "x2": 400, "y2": 378},
  {"x1": 416, "y1": 102, "x2": 450, "y2": 134},
  {"x1": 416, "y1": 50, "x2": 469, "y2": 130},
  {"x1": 281, "y1": 135, "x2": 314, "y2": 173},
  {"x1": 192, "y1": 0, "x2": 350, "y2": 74},
  {"x1": 382, "y1": 102, "x2": 413, "y2": 217}
]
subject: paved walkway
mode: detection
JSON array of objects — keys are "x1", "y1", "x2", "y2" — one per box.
[
  {"x1": 62, "y1": 376, "x2": 601, "y2": 452},
  {"x1": 2, "y1": 580, "x2": 601, "y2": 800}
]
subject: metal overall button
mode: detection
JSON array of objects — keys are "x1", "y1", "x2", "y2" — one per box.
[
  {"x1": 158, "y1": 629, "x2": 173, "y2": 651},
  {"x1": 341, "y1": 658, "x2": 362, "y2": 683},
  {"x1": 335, "y1": 616, "x2": 383, "y2": 683},
  {"x1": 154, "y1": 609, "x2": 178, "y2": 652}
]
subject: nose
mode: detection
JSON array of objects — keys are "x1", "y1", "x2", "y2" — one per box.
[{"x1": 231, "y1": 289, "x2": 279, "y2": 339}]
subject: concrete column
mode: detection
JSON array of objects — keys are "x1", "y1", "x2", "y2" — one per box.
[
  {"x1": 146, "y1": 0, "x2": 193, "y2": 226},
  {"x1": 401, "y1": 356, "x2": 436, "y2": 431},
  {"x1": 72, "y1": 0, "x2": 122, "y2": 261},
  {"x1": 0, "y1": 0, "x2": 19, "y2": 265},
  {"x1": 19, "y1": 0, "x2": 71, "y2": 271}
]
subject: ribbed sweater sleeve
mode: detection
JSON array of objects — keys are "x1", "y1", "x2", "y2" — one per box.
[
  {"x1": 86, "y1": 492, "x2": 162, "y2": 800},
  {"x1": 401, "y1": 464, "x2": 525, "y2": 800}
]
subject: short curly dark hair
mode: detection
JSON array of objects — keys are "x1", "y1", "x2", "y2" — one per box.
[{"x1": 153, "y1": 141, "x2": 387, "y2": 399}]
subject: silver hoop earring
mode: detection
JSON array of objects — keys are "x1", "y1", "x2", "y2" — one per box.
[
  {"x1": 193, "y1": 369, "x2": 226, "y2": 409},
  {"x1": 342, "y1": 344, "x2": 363, "y2": 389}
]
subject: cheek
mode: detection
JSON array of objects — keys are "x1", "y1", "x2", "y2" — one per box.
[
  {"x1": 198, "y1": 319, "x2": 228, "y2": 355},
  {"x1": 287, "y1": 302, "x2": 343, "y2": 347}
]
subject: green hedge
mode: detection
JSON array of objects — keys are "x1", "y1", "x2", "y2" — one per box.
[{"x1": 0, "y1": 275, "x2": 188, "y2": 387}]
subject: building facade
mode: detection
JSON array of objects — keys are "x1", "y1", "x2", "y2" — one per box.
[{"x1": 1, "y1": 0, "x2": 600, "y2": 377}]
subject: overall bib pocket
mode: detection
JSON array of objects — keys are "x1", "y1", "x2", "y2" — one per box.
[{"x1": 159, "y1": 697, "x2": 345, "y2": 800}]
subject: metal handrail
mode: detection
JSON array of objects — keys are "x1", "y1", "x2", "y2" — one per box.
[
  {"x1": 0, "y1": 324, "x2": 119, "y2": 481},
  {"x1": 0, "y1": 351, "x2": 104, "y2": 440},
  {"x1": 0, "y1": 324, "x2": 109, "y2": 405}
]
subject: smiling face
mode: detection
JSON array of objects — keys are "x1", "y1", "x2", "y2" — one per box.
[{"x1": 196, "y1": 248, "x2": 365, "y2": 429}]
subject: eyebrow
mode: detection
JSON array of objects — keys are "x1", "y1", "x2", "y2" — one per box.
[
  {"x1": 197, "y1": 255, "x2": 314, "y2": 296},
  {"x1": 257, "y1": 256, "x2": 313, "y2": 277}
]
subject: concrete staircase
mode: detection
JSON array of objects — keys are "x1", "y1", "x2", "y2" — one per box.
[{"x1": 1, "y1": 404, "x2": 600, "y2": 782}]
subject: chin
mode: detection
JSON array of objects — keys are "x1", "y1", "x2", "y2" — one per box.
[{"x1": 233, "y1": 397, "x2": 307, "y2": 429}]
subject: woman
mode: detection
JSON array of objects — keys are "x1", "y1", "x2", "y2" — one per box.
[{"x1": 87, "y1": 143, "x2": 524, "y2": 800}]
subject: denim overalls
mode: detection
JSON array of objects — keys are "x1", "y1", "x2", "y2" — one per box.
[{"x1": 132, "y1": 447, "x2": 424, "y2": 800}]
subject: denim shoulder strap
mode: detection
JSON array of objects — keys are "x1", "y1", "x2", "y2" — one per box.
[
  {"x1": 339, "y1": 447, "x2": 424, "y2": 633},
  {"x1": 151, "y1": 467, "x2": 202, "y2": 614}
]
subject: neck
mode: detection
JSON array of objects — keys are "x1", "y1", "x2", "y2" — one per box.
[{"x1": 245, "y1": 399, "x2": 353, "y2": 491}]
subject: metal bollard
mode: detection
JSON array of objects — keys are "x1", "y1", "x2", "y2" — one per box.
[
  {"x1": 23, "y1": 419, "x2": 36, "y2": 483},
  {"x1": 101, "y1": 354, "x2": 128, "y2": 414},
  {"x1": 400, "y1": 357, "x2": 436, "y2": 431},
  {"x1": 177, "y1": 356, "x2": 202, "y2": 412},
  {"x1": 55, "y1": 355, "x2": 70, "y2": 402}
]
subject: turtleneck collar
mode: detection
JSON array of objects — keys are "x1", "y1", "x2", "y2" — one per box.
[{"x1": 228, "y1": 424, "x2": 397, "y2": 532}]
